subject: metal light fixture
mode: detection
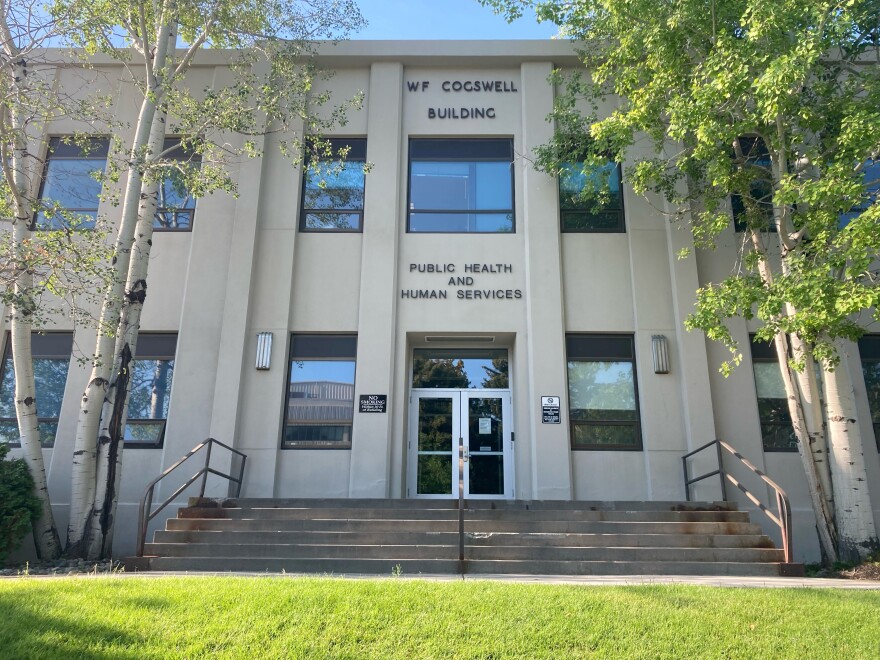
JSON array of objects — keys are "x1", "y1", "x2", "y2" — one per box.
[
  {"x1": 652, "y1": 334, "x2": 670, "y2": 374},
  {"x1": 255, "y1": 332, "x2": 273, "y2": 370}
]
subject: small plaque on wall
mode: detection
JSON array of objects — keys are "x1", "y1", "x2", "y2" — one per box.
[
  {"x1": 541, "y1": 396, "x2": 561, "y2": 424},
  {"x1": 359, "y1": 395, "x2": 387, "y2": 413}
]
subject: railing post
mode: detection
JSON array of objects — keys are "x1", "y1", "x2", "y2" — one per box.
[
  {"x1": 458, "y1": 438, "x2": 465, "y2": 574},
  {"x1": 137, "y1": 487, "x2": 154, "y2": 557},
  {"x1": 715, "y1": 439, "x2": 727, "y2": 501},
  {"x1": 682, "y1": 454, "x2": 691, "y2": 501},
  {"x1": 236, "y1": 454, "x2": 247, "y2": 498},
  {"x1": 199, "y1": 439, "x2": 214, "y2": 497}
]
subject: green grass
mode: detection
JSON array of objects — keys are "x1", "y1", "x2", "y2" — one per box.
[{"x1": 1, "y1": 576, "x2": 878, "y2": 658}]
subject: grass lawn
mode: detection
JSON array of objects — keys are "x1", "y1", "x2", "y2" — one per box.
[{"x1": 1, "y1": 576, "x2": 878, "y2": 659}]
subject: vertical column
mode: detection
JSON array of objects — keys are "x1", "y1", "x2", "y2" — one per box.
[
  {"x1": 521, "y1": 62, "x2": 573, "y2": 500},
  {"x1": 348, "y1": 62, "x2": 404, "y2": 498}
]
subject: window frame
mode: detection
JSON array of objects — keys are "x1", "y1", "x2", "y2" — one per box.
[
  {"x1": 33, "y1": 137, "x2": 109, "y2": 231},
  {"x1": 282, "y1": 334, "x2": 357, "y2": 450},
  {"x1": 749, "y1": 337, "x2": 798, "y2": 453},
  {"x1": 0, "y1": 332, "x2": 73, "y2": 448},
  {"x1": 858, "y1": 334, "x2": 880, "y2": 452},
  {"x1": 123, "y1": 333, "x2": 178, "y2": 449},
  {"x1": 407, "y1": 138, "x2": 516, "y2": 234},
  {"x1": 559, "y1": 160, "x2": 626, "y2": 233},
  {"x1": 565, "y1": 334, "x2": 643, "y2": 451},
  {"x1": 298, "y1": 137, "x2": 367, "y2": 233},
  {"x1": 152, "y1": 139, "x2": 201, "y2": 233}
]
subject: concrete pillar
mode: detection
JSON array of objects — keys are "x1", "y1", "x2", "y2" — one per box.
[
  {"x1": 520, "y1": 62, "x2": 573, "y2": 499},
  {"x1": 348, "y1": 62, "x2": 404, "y2": 497}
]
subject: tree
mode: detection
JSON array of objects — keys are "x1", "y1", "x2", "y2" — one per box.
[
  {"x1": 41, "y1": 0, "x2": 366, "y2": 559},
  {"x1": 1, "y1": 1, "x2": 114, "y2": 559},
  {"x1": 484, "y1": 0, "x2": 879, "y2": 562}
]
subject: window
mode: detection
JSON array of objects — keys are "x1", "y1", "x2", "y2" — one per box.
[
  {"x1": 412, "y1": 349, "x2": 509, "y2": 388},
  {"x1": 153, "y1": 139, "x2": 200, "y2": 231},
  {"x1": 283, "y1": 334, "x2": 357, "y2": 448},
  {"x1": 35, "y1": 137, "x2": 108, "y2": 230},
  {"x1": 566, "y1": 335, "x2": 642, "y2": 450},
  {"x1": 299, "y1": 138, "x2": 366, "y2": 231},
  {"x1": 840, "y1": 159, "x2": 880, "y2": 228},
  {"x1": 559, "y1": 160, "x2": 625, "y2": 232},
  {"x1": 408, "y1": 138, "x2": 514, "y2": 233},
  {"x1": 124, "y1": 334, "x2": 177, "y2": 447},
  {"x1": 859, "y1": 335, "x2": 880, "y2": 451},
  {"x1": 732, "y1": 136, "x2": 775, "y2": 232},
  {"x1": 0, "y1": 333, "x2": 72, "y2": 447},
  {"x1": 750, "y1": 338, "x2": 797, "y2": 452}
]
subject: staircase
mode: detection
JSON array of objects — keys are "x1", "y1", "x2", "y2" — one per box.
[{"x1": 132, "y1": 498, "x2": 801, "y2": 576}]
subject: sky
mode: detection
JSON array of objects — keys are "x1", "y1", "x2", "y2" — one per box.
[{"x1": 351, "y1": 0, "x2": 559, "y2": 40}]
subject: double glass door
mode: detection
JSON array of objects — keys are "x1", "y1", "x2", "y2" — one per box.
[{"x1": 409, "y1": 389, "x2": 513, "y2": 499}]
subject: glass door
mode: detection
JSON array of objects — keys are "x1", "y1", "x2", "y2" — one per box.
[{"x1": 409, "y1": 389, "x2": 513, "y2": 499}]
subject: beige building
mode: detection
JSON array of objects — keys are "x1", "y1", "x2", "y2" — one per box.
[{"x1": 3, "y1": 41, "x2": 879, "y2": 562}]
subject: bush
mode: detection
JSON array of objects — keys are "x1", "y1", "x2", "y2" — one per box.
[{"x1": 0, "y1": 444, "x2": 42, "y2": 563}]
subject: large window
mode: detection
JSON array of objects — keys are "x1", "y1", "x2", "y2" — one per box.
[
  {"x1": 859, "y1": 335, "x2": 880, "y2": 451},
  {"x1": 153, "y1": 139, "x2": 200, "y2": 231},
  {"x1": 0, "y1": 333, "x2": 72, "y2": 447},
  {"x1": 284, "y1": 334, "x2": 357, "y2": 448},
  {"x1": 408, "y1": 138, "x2": 514, "y2": 233},
  {"x1": 750, "y1": 338, "x2": 797, "y2": 452},
  {"x1": 35, "y1": 137, "x2": 108, "y2": 230},
  {"x1": 566, "y1": 335, "x2": 641, "y2": 450},
  {"x1": 125, "y1": 334, "x2": 177, "y2": 447},
  {"x1": 300, "y1": 138, "x2": 367, "y2": 231},
  {"x1": 559, "y1": 160, "x2": 625, "y2": 232}
]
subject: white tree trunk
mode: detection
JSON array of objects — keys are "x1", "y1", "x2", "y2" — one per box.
[
  {"x1": 67, "y1": 18, "x2": 176, "y2": 556},
  {"x1": 86, "y1": 106, "x2": 169, "y2": 559},
  {"x1": 822, "y1": 340, "x2": 879, "y2": 562}
]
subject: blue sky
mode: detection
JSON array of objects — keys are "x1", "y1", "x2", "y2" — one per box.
[{"x1": 352, "y1": 0, "x2": 559, "y2": 40}]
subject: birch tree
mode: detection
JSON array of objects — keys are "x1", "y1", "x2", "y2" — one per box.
[
  {"x1": 51, "y1": 0, "x2": 365, "y2": 558},
  {"x1": 1, "y1": 1, "x2": 112, "y2": 559},
  {"x1": 484, "y1": 0, "x2": 880, "y2": 562}
]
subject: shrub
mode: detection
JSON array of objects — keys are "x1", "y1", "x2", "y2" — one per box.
[{"x1": 0, "y1": 444, "x2": 42, "y2": 563}]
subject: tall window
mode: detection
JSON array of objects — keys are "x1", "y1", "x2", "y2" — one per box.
[
  {"x1": 749, "y1": 338, "x2": 797, "y2": 452},
  {"x1": 0, "y1": 333, "x2": 72, "y2": 447},
  {"x1": 125, "y1": 334, "x2": 177, "y2": 447},
  {"x1": 559, "y1": 160, "x2": 625, "y2": 232},
  {"x1": 566, "y1": 335, "x2": 642, "y2": 450},
  {"x1": 153, "y1": 139, "x2": 200, "y2": 231},
  {"x1": 284, "y1": 334, "x2": 357, "y2": 448},
  {"x1": 300, "y1": 138, "x2": 367, "y2": 231},
  {"x1": 731, "y1": 136, "x2": 775, "y2": 232},
  {"x1": 408, "y1": 138, "x2": 514, "y2": 233},
  {"x1": 35, "y1": 137, "x2": 108, "y2": 230},
  {"x1": 859, "y1": 335, "x2": 880, "y2": 451}
]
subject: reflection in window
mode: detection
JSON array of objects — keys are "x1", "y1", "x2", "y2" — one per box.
[
  {"x1": 300, "y1": 138, "x2": 366, "y2": 231},
  {"x1": 559, "y1": 160, "x2": 625, "y2": 232},
  {"x1": 35, "y1": 138, "x2": 108, "y2": 230},
  {"x1": 284, "y1": 334, "x2": 357, "y2": 448},
  {"x1": 412, "y1": 349, "x2": 508, "y2": 389},
  {"x1": 153, "y1": 139, "x2": 200, "y2": 231},
  {"x1": 750, "y1": 339, "x2": 797, "y2": 452},
  {"x1": 731, "y1": 136, "x2": 775, "y2": 232},
  {"x1": 408, "y1": 139, "x2": 514, "y2": 233},
  {"x1": 0, "y1": 333, "x2": 72, "y2": 447},
  {"x1": 859, "y1": 335, "x2": 880, "y2": 451},
  {"x1": 566, "y1": 335, "x2": 641, "y2": 449},
  {"x1": 840, "y1": 160, "x2": 880, "y2": 228},
  {"x1": 124, "y1": 334, "x2": 176, "y2": 446}
]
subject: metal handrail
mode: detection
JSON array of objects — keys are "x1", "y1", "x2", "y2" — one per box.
[
  {"x1": 136, "y1": 437, "x2": 247, "y2": 557},
  {"x1": 682, "y1": 438, "x2": 793, "y2": 563}
]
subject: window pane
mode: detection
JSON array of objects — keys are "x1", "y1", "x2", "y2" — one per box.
[
  {"x1": 285, "y1": 355, "x2": 355, "y2": 447},
  {"x1": 559, "y1": 161, "x2": 623, "y2": 231},
  {"x1": 568, "y1": 361, "x2": 636, "y2": 414},
  {"x1": 300, "y1": 138, "x2": 366, "y2": 232},
  {"x1": 40, "y1": 159, "x2": 104, "y2": 210},
  {"x1": 124, "y1": 421, "x2": 165, "y2": 445},
  {"x1": 303, "y1": 213, "x2": 361, "y2": 230},
  {"x1": 571, "y1": 423, "x2": 640, "y2": 448},
  {"x1": 127, "y1": 359, "x2": 174, "y2": 420},
  {"x1": 303, "y1": 162, "x2": 365, "y2": 210},
  {"x1": 412, "y1": 349, "x2": 508, "y2": 388},
  {"x1": 409, "y1": 212, "x2": 513, "y2": 233},
  {"x1": 752, "y1": 361, "x2": 797, "y2": 451}
]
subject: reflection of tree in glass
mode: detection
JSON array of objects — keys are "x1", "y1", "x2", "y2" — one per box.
[
  {"x1": 127, "y1": 360, "x2": 173, "y2": 419},
  {"x1": 481, "y1": 357, "x2": 509, "y2": 388},
  {"x1": 417, "y1": 398, "x2": 453, "y2": 494},
  {"x1": 567, "y1": 361, "x2": 636, "y2": 421},
  {"x1": 418, "y1": 455, "x2": 452, "y2": 495},
  {"x1": 154, "y1": 166, "x2": 197, "y2": 230},
  {"x1": 412, "y1": 358, "x2": 470, "y2": 388},
  {"x1": 861, "y1": 362, "x2": 880, "y2": 443}
]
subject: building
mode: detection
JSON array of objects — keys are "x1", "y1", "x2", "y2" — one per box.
[{"x1": 3, "y1": 41, "x2": 879, "y2": 562}]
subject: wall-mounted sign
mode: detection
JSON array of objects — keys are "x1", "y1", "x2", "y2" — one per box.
[
  {"x1": 541, "y1": 396, "x2": 561, "y2": 424},
  {"x1": 359, "y1": 395, "x2": 387, "y2": 413},
  {"x1": 400, "y1": 262, "x2": 524, "y2": 302},
  {"x1": 406, "y1": 79, "x2": 519, "y2": 120}
]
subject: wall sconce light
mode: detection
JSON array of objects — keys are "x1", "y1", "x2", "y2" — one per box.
[
  {"x1": 652, "y1": 334, "x2": 670, "y2": 374},
  {"x1": 256, "y1": 332, "x2": 273, "y2": 370}
]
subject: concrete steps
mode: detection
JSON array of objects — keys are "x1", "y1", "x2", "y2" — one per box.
[{"x1": 130, "y1": 498, "x2": 800, "y2": 576}]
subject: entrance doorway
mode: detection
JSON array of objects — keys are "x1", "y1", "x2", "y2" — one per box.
[{"x1": 408, "y1": 389, "x2": 513, "y2": 498}]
